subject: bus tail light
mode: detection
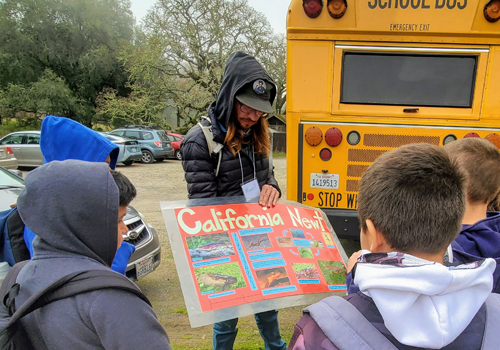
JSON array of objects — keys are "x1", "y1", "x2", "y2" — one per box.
[
  {"x1": 484, "y1": 0, "x2": 500, "y2": 22},
  {"x1": 307, "y1": 193, "x2": 314, "y2": 201},
  {"x1": 320, "y1": 148, "x2": 332, "y2": 161},
  {"x1": 327, "y1": 0, "x2": 347, "y2": 18},
  {"x1": 303, "y1": 0, "x2": 323, "y2": 18},
  {"x1": 464, "y1": 132, "x2": 480, "y2": 138},
  {"x1": 325, "y1": 127, "x2": 342, "y2": 147},
  {"x1": 486, "y1": 133, "x2": 500, "y2": 149},
  {"x1": 443, "y1": 134, "x2": 457, "y2": 145},
  {"x1": 305, "y1": 126, "x2": 323, "y2": 146},
  {"x1": 347, "y1": 131, "x2": 360, "y2": 145}
]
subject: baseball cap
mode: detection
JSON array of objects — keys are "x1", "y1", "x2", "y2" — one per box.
[{"x1": 235, "y1": 79, "x2": 273, "y2": 114}]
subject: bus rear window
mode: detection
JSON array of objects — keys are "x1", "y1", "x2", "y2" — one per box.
[{"x1": 341, "y1": 53, "x2": 477, "y2": 108}]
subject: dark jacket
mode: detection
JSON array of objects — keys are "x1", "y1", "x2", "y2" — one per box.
[
  {"x1": 452, "y1": 211, "x2": 500, "y2": 293},
  {"x1": 181, "y1": 51, "x2": 280, "y2": 198},
  {"x1": 16, "y1": 160, "x2": 171, "y2": 350}
]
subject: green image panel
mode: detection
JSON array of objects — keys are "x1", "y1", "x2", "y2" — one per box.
[{"x1": 194, "y1": 262, "x2": 247, "y2": 294}]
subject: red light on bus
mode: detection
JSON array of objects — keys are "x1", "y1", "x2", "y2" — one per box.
[
  {"x1": 485, "y1": 133, "x2": 500, "y2": 149},
  {"x1": 325, "y1": 127, "x2": 342, "y2": 147},
  {"x1": 484, "y1": 0, "x2": 500, "y2": 22},
  {"x1": 327, "y1": 0, "x2": 347, "y2": 18},
  {"x1": 305, "y1": 126, "x2": 323, "y2": 146},
  {"x1": 464, "y1": 132, "x2": 480, "y2": 138},
  {"x1": 303, "y1": 0, "x2": 323, "y2": 18},
  {"x1": 307, "y1": 193, "x2": 315, "y2": 201},
  {"x1": 320, "y1": 148, "x2": 332, "y2": 161}
]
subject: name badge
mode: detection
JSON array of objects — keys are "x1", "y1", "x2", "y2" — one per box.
[{"x1": 241, "y1": 179, "x2": 261, "y2": 201}]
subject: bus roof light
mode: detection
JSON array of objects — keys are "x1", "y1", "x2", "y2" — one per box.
[
  {"x1": 484, "y1": 0, "x2": 500, "y2": 22},
  {"x1": 325, "y1": 127, "x2": 342, "y2": 147},
  {"x1": 305, "y1": 126, "x2": 323, "y2": 146},
  {"x1": 303, "y1": 0, "x2": 323, "y2": 18},
  {"x1": 327, "y1": 0, "x2": 347, "y2": 18}
]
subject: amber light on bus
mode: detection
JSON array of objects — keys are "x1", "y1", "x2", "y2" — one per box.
[
  {"x1": 305, "y1": 126, "x2": 323, "y2": 146},
  {"x1": 486, "y1": 133, "x2": 500, "y2": 149},
  {"x1": 484, "y1": 0, "x2": 500, "y2": 22},
  {"x1": 327, "y1": 0, "x2": 347, "y2": 18},
  {"x1": 303, "y1": 0, "x2": 323, "y2": 18}
]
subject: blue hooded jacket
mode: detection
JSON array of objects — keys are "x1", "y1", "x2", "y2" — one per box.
[
  {"x1": 24, "y1": 116, "x2": 134, "y2": 274},
  {"x1": 452, "y1": 211, "x2": 500, "y2": 293}
]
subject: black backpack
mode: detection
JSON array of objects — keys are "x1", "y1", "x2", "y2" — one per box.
[{"x1": 0, "y1": 260, "x2": 151, "y2": 349}]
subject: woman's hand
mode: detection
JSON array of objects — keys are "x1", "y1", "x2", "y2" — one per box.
[{"x1": 259, "y1": 185, "x2": 280, "y2": 208}]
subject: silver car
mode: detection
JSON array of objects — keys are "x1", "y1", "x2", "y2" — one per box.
[
  {"x1": 0, "y1": 146, "x2": 18, "y2": 170},
  {"x1": 0, "y1": 131, "x2": 43, "y2": 167}
]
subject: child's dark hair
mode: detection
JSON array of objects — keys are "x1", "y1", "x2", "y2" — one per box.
[
  {"x1": 444, "y1": 138, "x2": 500, "y2": 204},
  {"x1": 358, "y1": 143, "x2": 467, "y2": 254},
  {"x1": 110, "y1": 170, "x2": 136, "y2": 206}
]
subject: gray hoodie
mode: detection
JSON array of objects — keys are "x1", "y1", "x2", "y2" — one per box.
[{"x1": 16, "y1": 160, "x2": 171, "y2": 349}]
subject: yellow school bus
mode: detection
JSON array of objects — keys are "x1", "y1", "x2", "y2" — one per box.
[{"x1": 286, "y1": 0, "x2": 500, "y2": 239}]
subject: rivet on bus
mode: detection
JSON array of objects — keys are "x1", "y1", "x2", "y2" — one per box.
[
  {"x1": 320, "y1": 148, "x2": 332, "y2": 161},
  {"x1": 443, "y1": 134, "x2": 457, "y2": 145},
  {"x1": 464, "y1": 132, "x2": 480, "y2": 138},
  {"x1": 347, "y1": 131, "x2": 361, "y2": 145},
  {"x1": 325, "y1": 127, "x2": 343, "y2": 147},
  {"x1": 485, "y1": 133, "x2": 500, "y2": 149},
  {"x1": 327, "y1": 0, "x2": 347, "y2": 18},
  {"x1": 484, "y1": 0, "x2": 500, "y2": 22},
  {"x1": 305, "y1": 126, "x2": 323, "y2": 146},
  {"x1": 303, "y1": 0, "x2": 323, "y2": 18}
]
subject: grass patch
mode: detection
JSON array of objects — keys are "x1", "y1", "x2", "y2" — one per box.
[
  {"x1": 173, "y1": 307, "x2": 188, "y2": 314},
  {"x1": 273, "y1": 151, "x2": 286, "y2": 159}
]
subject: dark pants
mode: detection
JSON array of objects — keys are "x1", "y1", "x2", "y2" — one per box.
[{"x1": 212, "y1": 310, "x2": 287, "y2": 350}]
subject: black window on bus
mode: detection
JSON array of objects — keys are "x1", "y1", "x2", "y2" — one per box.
[{"x1": 340, "y1": 53, "x2": 477, "y2": 108}]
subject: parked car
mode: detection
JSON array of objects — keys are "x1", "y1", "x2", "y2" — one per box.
[
  {"x1": 101, "y1": 134, "x2": 142, "y2": 166},
  {"x1": 0, "y1": 166, "x2": 161, "y2": 281},
  {"x1": 0, "y1": 131, "x2": 43, "y2": 168},
  {"x1": 0, "y1": 146, "x2": 18, "y2": 169},
  {"x1": 109, "y1": 126, "x2": 174, "y2": 164},
  {"x1": 165, "y1": 132, "x2": 185, "y2": 160}
]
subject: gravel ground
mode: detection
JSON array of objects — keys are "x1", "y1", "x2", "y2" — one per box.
[{"x1": 23, "y1": 157, "x2": 360, "y2": 349}]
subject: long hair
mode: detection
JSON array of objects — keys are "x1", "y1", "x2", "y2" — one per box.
[{"x1": 224, "y1": 115, "x2": 270, "y2": 157}]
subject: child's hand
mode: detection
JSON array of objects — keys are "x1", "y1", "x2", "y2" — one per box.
[{"x1": 347, "y1": 250, "x2": 362, "y2": 273}]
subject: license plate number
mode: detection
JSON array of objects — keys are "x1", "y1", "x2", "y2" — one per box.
[
  {"x1": 135, "y1": 256, "x2": 154, "y2": 279},
  {"x1": 310, "y1": 173, "x2": 339, "y2": 189}
]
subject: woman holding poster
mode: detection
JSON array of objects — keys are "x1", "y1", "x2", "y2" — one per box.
[{"x1": 181, "y1": 51, "x2": 285, "y2": 350}]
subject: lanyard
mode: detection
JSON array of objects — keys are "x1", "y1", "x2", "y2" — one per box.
[{"x1": 238, "y1": 145, "x2": 256, "y2": 183}]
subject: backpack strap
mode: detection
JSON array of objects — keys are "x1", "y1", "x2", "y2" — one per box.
[
  {"x1": 481, "y1": 293, "x2": 500, "y2": 349},
  {"x1": 304, "y1": 296, "x2": 398, "y2": 350},
  {"x1": 6, "y1": 210, "x2": 30, "y2": 263},
  {"x1": 4, "y1": 267, "x2": 151, "y2": 329},
  {"x1": 197, "y1": 116, "x2": 223, "y2": 177}
]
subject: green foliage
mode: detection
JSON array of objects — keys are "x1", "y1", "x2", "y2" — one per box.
[
  {"x1": 194, "y1": 263, "x2": 246, "y2": 293},
  {"x1": 0, "y1": 0, "x2": 134, "y2": 126},
  {"x1": 173, "y1": 307, "x2": 187, "y2": 314},
  {"x1": 291, "y1": 263, "x2": 316, "y2": 273},
  {"x1": 272, "y1": 151, "x2": 286, "y2": 159},
  {"x1": 317, "y1": 261, "x2": 347, "y2": 285},
  {"x1": 0, "y1": 119, "x2": 40, "y2": 138}
]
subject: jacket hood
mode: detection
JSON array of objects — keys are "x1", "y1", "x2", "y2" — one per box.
[
  {"x1": 212, "y1": 51, "x2": 276, "y2": 142},
  {"x1": 354, "y1": 251, "x2": 496, "y2": 349},
  {"x1": 40, "y1": 115, "x2": 119, "y2": 169},
  {"x1": 17, "y1": 160, "x2": 119, "y2": 267}
]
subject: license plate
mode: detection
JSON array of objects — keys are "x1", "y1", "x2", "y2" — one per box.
[
  {"x1": 310, "y1": 173, "x2": 339, "y2": 189},
  {"x1": 135, "y1": 256, "x2": 154, "y2": 279}
]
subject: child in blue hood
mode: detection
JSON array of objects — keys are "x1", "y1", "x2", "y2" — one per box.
[
  {"x1": 23, "y1": 115, "x2": 134, "y2": 274},
  {"x1": 443, "y1": 137, "x2": 500, "y2": 293}
]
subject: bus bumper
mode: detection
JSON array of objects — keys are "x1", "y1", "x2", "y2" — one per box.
[{"x1": 322, "y1": 208, "x2": 360, "y2": 240}]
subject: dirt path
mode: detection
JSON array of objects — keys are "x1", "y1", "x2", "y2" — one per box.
[{"x1": 118, "y1": 158, "x2": 306, "y2": 349}]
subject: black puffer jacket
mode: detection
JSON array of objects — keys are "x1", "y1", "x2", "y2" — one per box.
[{"x1": 181, "y1": 51, "x2": 281, "y2": 199}]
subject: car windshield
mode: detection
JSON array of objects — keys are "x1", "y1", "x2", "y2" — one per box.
[
  {"x1": 157, "y1": 131, "x2": 169, "y2": 142},
  {"x1": 0, "y1": 168, "x2": 24, "y2": 188}
]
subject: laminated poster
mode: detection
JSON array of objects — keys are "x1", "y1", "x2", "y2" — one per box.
[{"x1": 161, "y1": 197, "x2": 349, "y2": 327}]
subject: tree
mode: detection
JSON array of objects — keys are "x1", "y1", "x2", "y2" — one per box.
[
  {"x1": 0, "y1": 0, "x2": 135, "y2": 126},
  {"x1": 115, "y1": 0, "x2": 286, "y2": 130}
]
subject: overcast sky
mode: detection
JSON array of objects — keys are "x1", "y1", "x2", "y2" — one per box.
[{"x1": 130, "y1": 0, "x2": 290, "y2": 35}]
